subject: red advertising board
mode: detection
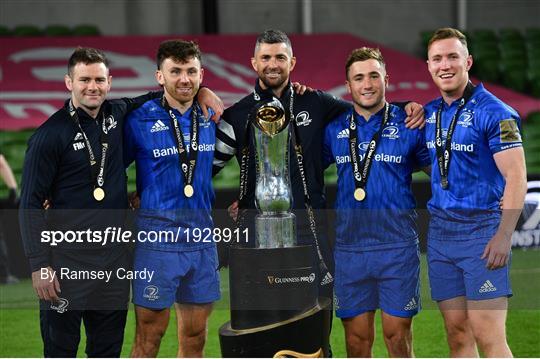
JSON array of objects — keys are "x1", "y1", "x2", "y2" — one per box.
[{"x1": 1, "y1": 34, "x2": 539, "y2": 130}]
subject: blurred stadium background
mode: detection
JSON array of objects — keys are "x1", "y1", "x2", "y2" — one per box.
[{"x1": 1, "y1": 0, "x2": 539, "y2": 357}]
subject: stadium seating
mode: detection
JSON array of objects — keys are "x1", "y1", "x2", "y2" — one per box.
[
  {"x1": 44, "y1": 24, "x2": 72, "y2": 36},
  {"x1": 72, "y1": 24, "x2": 101, "y2": 36},
  {"x1": 12, "y1": 25, "x2": 43, "y2": 36},
  {"x1": 1, "y1": 24, "x2": 101, "y2": 37}
]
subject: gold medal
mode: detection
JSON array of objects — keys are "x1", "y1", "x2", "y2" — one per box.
[
  {"x1": 93, "y1": 187, "x2": 105, "y2": 201},
  {"x1": 354, "y1": 188, "x2": 366, "y2": 202},
  {"x1": 184, "y1": 184, "x2": 194, "y2": 198}
]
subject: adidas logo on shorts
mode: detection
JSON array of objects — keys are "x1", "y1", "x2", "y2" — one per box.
[
  {"x1": 150, "y1": 120, "x2": 170, "y2": 133},
  {"x1": 404, "y1": 297, "x2": 418, "y2": 311},
  {"x1": 320, "y1": 272, "x2": 334, "y2": 286},
  {"x1": 337, "y1": 128, "x2": 349, "y2": 139},
  {"x1": 479, "y1": 279, "x2": 497, "y2": 293}
]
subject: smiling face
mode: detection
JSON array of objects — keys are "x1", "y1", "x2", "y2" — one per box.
[
  {"x1": 65, "y1": 62, "x2": 111, "y2": 118},
  {"x1": 251, "y1": 42, "x2": 296, "y2": 96},
  {"x1": 156, "y1": 56, "x2": 203, "y2": 110},
  {"x1": 346, "y1": 59, "x2": 388, "y2": 117},
  {"x1": 427, "y1": 37, "x2": 473, "y2": 103}
]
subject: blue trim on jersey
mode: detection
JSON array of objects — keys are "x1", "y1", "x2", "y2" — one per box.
[
  {"x1": 124, "y1": 98, "x2": 216, "y2": 251},
  {"x1": 323, "y1": 104, "x2": 430, "y2": 250},
  {"x1": 424, "y1": 83, "x2": 523, "y2": 241}
]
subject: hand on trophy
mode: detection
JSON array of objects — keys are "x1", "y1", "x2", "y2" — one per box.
[{"x1": 228, "y1": 200, "x2": 239, "y2": 221}]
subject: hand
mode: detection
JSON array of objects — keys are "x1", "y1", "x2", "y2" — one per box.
[
  {"x1": 129, "y1": 191, "x2": 140, "y2": 209},
  {"x1": 197, "y1": 87, "x2": 224, "y2": 123},
  {"x1": 32, "y1": 267, "x2": 61, "y2": 302},
  {"x1": 404, "y1": 102, "x2": 425, "y2": 129},
  {"x1": 499, "y1": 196, "x2": 504, "y2": 209},
  {"x1": 481, "y1": 232, "x2": 512, "y2": 270},
  {"x1": 228, "y1": 200, "x2": 239, "y2": 221},
  {"x1": 292, "y1": 82, "x2": 314, "y2": 95}
]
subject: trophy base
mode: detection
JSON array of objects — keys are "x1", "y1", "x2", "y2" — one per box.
[
  {"x1": 255, "y1": 213, "x2": 296, "y2": 248},
  {"x1": 219, "y1": 297, "x2": 331, "y2": 358}
]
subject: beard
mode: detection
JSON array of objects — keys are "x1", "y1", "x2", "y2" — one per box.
[{"x1": 260, "y1": 72, "x2": 287, "y2": 90}]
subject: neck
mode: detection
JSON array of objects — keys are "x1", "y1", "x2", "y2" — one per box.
[
  {"x1": 258, "y1": 79, "x2": 289, "y2": 98},
  {"x1": 71, "y1": 99, "x2": 100, "y2": 119},
  {"x1": 354, "y1": 100, "x2": 386, "y2": 121},
  {"x1": 164, "y1": 92, "x2": 192, "y2": 113},
  {"x1": 442, "y1": 80, "x2": 469, "y2": 105}
]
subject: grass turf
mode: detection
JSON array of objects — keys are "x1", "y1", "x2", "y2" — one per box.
[{"x1": 1, "y1": 250, "x2": 539, "y2": 357}]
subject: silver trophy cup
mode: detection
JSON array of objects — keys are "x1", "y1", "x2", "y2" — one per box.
[{"x1": 252, "y1": 98, "x2": 296, "y2": 248}]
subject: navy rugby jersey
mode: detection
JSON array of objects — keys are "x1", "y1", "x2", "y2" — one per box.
[
  {"x1": 124, "y1": 98, "x2": 216, "y2": 251},
  {"x1": 424, "y1": 83, "x2": 523, "y2": 241},
  {"x1": 323, "y1": 104, "x2": 430, "y2": 251}
]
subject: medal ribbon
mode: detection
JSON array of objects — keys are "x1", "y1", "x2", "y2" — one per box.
[
  {"x1": 162, "y1": 97, "x2": 200, "y2": 197},
  {"x1": 348, "y1": 103, "x2": 390, "y2": 200},
  {"x1": 68, "y1": 101, "x2": 109, "y2": 200},
  {"x1": 435, "y1": 82, "x2": 475, "y2": 190}
]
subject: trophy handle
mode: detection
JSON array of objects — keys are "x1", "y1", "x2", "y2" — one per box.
[{"x1": 273, "y1": 348, "x2": 323, "y2": 358}]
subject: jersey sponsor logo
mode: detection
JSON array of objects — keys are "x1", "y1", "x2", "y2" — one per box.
[
  {"x1": 382, "y1": 125, "x2": 400, "y2": 139},
  {"x1": 426, "y1": 140, "x2": 474, "y2": 152},
  {"x1": 50, "y1": 297, "x2": 69, "y2": 313},
  {"x1": 457, "y1": 111, "x2": 473, "y2": 127},
  {"x1": 335, "y1": 152, "x2": 402, "y2": 164},
  {"x1": 267, "y1": 272, "x2": 316, "y2": 285},
  {"x1": 295, "y1": 111, "x2": 312, "y2": 126},
  {"x1": 102, "y1": 115, "x2": 117, "y2": 134},
  {"x1": 337, "y1": 128, "x2": 349, "y2": 139},
  {"x1": 499, "y1": 119, "x2": 522, "y2": 143},
  {"x1": 153, "y1": 144, "x2": 215, "y2": 158},
  {"x1": 150, "y1": 120, "x2": 170, "y2": 133},
  {"x1": 404, "y1": 297, "x2": 418, "y2": 311},
  {"x1": 426, "y1": 112, "x2": 436, "y2": 124},
  {"x1": 73, "y1": 132, "x2": 85, "y2": 151},
  {"x1": 143, "y1": 285, "x2": 159, "y2": 301},
  {"x1": 359, "y1": 141, "x2": 370, "y2": 151},
  {"x1": 479, "y1": 280, "x2": 497, "y2": 293}
]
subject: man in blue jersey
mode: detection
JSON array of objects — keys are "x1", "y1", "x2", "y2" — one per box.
[
  {"x1": 124, "y1": 40, "x2": 219, "y2": 357},
  {"x1": 424, "y1": 28, "x2": 526, "y2": 357},
  {"x1": 323, "y1": 47, "x2": 430, "y2": 357}
]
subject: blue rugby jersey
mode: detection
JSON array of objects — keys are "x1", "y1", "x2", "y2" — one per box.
[
  {"x1": 424, "y1": 83, "x2": 523, "y2": 241},
  {"x1": 323, "y1": 104, "x2": 430, "y2": 250},
  {"x1": 124, "y1": 98, "x2": 216, "y2": 251}
]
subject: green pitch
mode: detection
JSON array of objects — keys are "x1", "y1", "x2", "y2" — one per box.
[{"x1": 1, "y1": 250, "x2": 539, "y2": 357}]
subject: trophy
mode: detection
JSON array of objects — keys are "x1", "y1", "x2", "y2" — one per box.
[
  {"x1": 219, "y1": 98, "x2": 330, "y2": 357},
  {"x1": 252, "y1": 98, "x2": 296, "y2": 248}
]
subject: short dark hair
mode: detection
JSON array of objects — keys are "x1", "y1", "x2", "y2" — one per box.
[
  {"x1": 254, "y1": 29, "x2": 293, "y2": 56},
  {"x1": 156, "y1": 40, "x2": 202, "y2": 69},
  {"x1": 67, "y1": 47, "x2": 109, "y2": 76},
  {"x1": 428, "y1": 27, "x2": 468, "y2": 53},
  {"x1": 345, "y1": 47, "x2": 386, "y2": 79}
]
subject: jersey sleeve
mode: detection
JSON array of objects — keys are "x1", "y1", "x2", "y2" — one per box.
[
  {"x1": 123, "y1": 111, "x2": 139, "y2": 167},
  {"x1": 213, "y1": 108, "x2": 238, "y2": 176},
  {"x1": 318, "y1": 91, "x2": 351, "y2": 125},
  {"x1": 118, "y1": 91, "x2": 163, "y2": 115},
  {"x1": 483, "y1": 111, "x2": 523, "y2": 154},
  {"x1": 18, "y1": 127, "x2": 61, "y2": 271},
  {"x1": 323, "y1": 123, "x2": 335, "y2": 169},
  {"x1": 414, "y1": 128, "x2": 431, "y2": 168}
]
